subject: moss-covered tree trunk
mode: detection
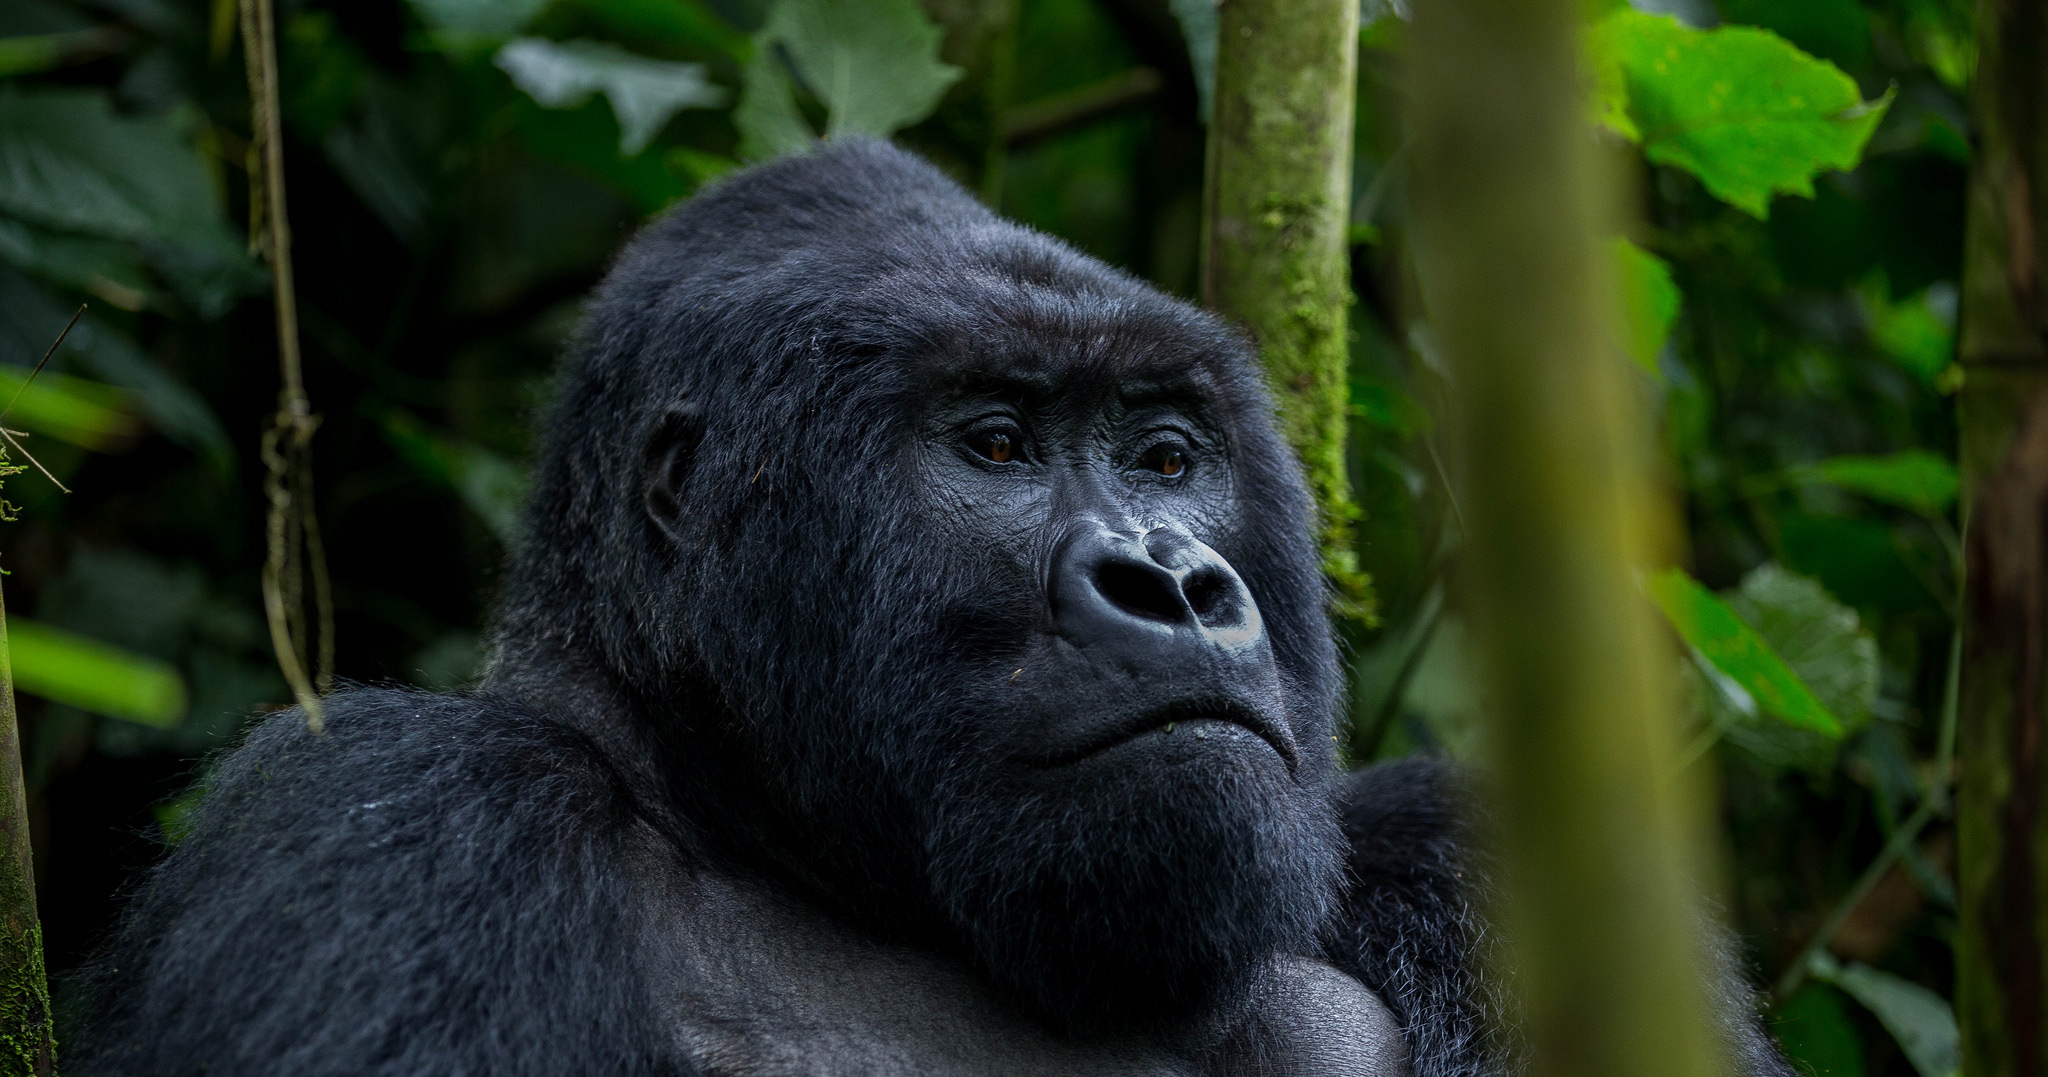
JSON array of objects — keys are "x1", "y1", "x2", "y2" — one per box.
[
  {"x1": 0, "y1": 586, "x2": 53, "y2": 1076},
  {"x1": 1954, "y1": 0, "x2": 2048, "y2": 1072},
  {"x1": 1200, "y1": 0, "x2": 1370, "y2": 621},
  {"x1": 1406, "y1": 1, "x2": 1724, "y2": 1076}
]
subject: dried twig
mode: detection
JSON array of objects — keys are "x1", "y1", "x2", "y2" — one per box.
[{"x1": 0, "y1": 306, "x2": 88, "y2": 495}]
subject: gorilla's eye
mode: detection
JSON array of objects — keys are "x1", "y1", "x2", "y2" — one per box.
[
  {"x1": 973, "y1": 430, "x2": 1017, "y2": 463},
  {"x1": 1139, "y1": 445, "x2": 1186, "y2": 478}
]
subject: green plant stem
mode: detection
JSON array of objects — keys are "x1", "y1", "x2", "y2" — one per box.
[
  {"x1": 1775, "y1": 798, "x2": 1941, "y2": 1001},
  {"x1": 1407, "y1": 0, "x2": 1726, "y2": 1075},
  {"x1": 1201, "y1": 0, "x2": 1370, "y2": 624},
  {"x1": 1000, "y1": 67, "x2": 1162, "y2": 147},
  {"x1": 0, "y1": 586, "x2": 55, "y2": 1077}
]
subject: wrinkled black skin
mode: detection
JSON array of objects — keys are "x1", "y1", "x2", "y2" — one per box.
[{"x1": 74, "y1": 141, "x2": 1792, "y2": 1077}]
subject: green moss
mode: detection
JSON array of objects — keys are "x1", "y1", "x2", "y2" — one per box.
[{"x1": 0, "y1": 917, "x2": 54, "y2": 1077}]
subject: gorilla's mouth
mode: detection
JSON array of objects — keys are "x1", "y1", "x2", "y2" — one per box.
[{"x1": 1044, "y1": 698, "x2": 1296, "y2": 771}]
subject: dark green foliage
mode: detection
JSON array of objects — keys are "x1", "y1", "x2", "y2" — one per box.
[{"x1": 0, "y1": 0, "x2": 1972, "y2": 1071}]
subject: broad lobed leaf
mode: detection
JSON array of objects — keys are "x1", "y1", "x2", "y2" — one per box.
[{"x1": 1588, "y1": 10, "x2": 1891, "y2": 218}]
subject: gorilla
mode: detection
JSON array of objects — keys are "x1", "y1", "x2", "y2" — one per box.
[{"x1": 75, "y1": 140, "x2": 1791, "y2": 1077}]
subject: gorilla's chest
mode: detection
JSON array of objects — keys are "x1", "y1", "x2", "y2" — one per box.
[{"x1": 636, "y1": 866, "x2": 1409, "y2": 1077}]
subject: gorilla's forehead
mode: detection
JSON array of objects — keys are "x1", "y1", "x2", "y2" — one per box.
[{"x1": 850, "y1": 264, "x2": 1247, "y2": 409}]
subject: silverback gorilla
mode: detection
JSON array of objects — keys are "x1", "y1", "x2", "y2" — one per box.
[{"x1": 76, "y1": 141, "x2": 1793, "y2": 1077}]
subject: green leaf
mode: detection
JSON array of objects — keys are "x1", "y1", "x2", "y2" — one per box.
[
  {"x1": 8, "y1": 615, "x2": 186, "y2": 728},
  {"x1": 1726, "y1": 564, "x2": 1878, "y2": 728},
  {"x1": 1588, "y1": 11, "x2": 1892, "y2": 218},
  {"x1": 734, "y1": 45, "x2": 817, "y2": 161},
  {"x1": 1647, "y1": 566, "x2": 1844, "y2": 737},
  {"x1": 496, "y1": 38, "x2": 727, "y2": 156},
  {"x1": 0, "y1": 28, "x2": 120, "y2": 79},
  {"x1": 1695, "y1": 565, "x2": 1876, "y2": 773},
  {"x1": 733, "y1": 0, "x2": 962, "y2": 159},
  {"x1": 0, "y1": 88, "x2": 237, "y2": 250},
  {"x1": 776, "y1": 0, "x2": 961, "y2": 136},
  {"x1": 408, "y1": 0, "x2": 551, "y2": 42},
  {"x1": 1860, "y1": 281, "x2": 1956, "y2": 384},
  {"x1": 1613, "y1": 237, "x2": 1679, "y2": 373},
  {"x1": 1789, "y1": 451, "x2": 1959, "y2": 516},
  {"x1": 1809, "y1": 953, "x2": 1959, "y2": 1077},
  {"x1": 0, "y1": 88, "x2": 261, "y2": 316},
  {"x1": 0, "y1": 364, "x2": 142, "y2": 451},
  {"x1": 1773, "y1": 983, "x2": 1868, "y2": 1077}
]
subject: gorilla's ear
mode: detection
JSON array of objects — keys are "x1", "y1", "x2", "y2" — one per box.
[{"x1": 642, "y1": 403, "x2": 703, "y2": 546}]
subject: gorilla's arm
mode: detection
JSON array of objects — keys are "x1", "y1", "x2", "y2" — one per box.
[
  {"x1": 1325, "y1": 758, "x2": 1796, "y2": 1077},
  {"x1": 73, "y1": 689, "x2": 689, "y2": 1077}
]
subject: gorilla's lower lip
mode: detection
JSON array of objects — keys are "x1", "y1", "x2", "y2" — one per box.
[{"x1": 1041, "y1": 699, "x2": 1296, "y2": 771}]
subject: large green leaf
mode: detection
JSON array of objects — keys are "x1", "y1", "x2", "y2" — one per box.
[
  {"x1": 1648, "y1": 566, "x2": 1844, "y2": 737},
  {"x1": 496, "y1": 38, "x2": 727, "y2": 155},
  {"x1": 1789, "y1": 451, "x2": 1959, "y2": 516},
  {"x1": 1719, "y1": 564, "x2": 1877, "y2": 770},
  {"x1": 734, "y1": 45, "x2": 817, "y2": 161},
  {"x1": 1810, "y1": 953, "x2": 1959, "y2": 1077},
  {"x1": 8, "y1": 615, "x2": 186, "y2": 728},
  {"x1": 733, "y1": 0, "x2": 961, "y2": 160},
  {"x1": 0, "y1": 88, "x2": 260, "y2": 316},
  {"x1": 1589, "y1": 11, "x2": 1892, "y2": 218}
]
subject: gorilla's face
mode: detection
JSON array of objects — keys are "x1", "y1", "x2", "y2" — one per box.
[
  {"x1": 902, "y1": 340, "x2": 1345, "y2": 1030},
  {"x1": 637, "y1": 275, "x2": 1341, "y2": 1032}
]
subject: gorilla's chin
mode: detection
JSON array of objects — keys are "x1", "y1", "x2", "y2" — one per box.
[{"x1": 923, "y1": 742, "x2": 1345, "y2": 1034}]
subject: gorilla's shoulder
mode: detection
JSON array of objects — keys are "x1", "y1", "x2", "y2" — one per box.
[
  {"x1": 1335, "y1": 756, "x2": 1476, "y2": 876},
  {"x1": 74, "y1": 688, "x2": 671, "y2": 1076},
  {"x1": 196, "y1": 686, "x2": 634, "y2": 841},
  {"x1": 1327, "y1": 758, "x2": 1507, "y2": 1077}
]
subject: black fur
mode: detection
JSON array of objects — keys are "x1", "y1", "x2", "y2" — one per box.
[
  {"x1": 75, "y1": 691, "x2": 683, "y2": 1075},
  {"x1": 73, "y1": 141, "x2": 1791, "y2": 1077}
]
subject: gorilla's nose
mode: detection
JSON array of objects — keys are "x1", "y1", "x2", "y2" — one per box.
[{"x1": 1051, "y1": 526, "x2": 1265, "y2": 652}]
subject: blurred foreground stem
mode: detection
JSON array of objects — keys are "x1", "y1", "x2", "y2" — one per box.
[{"x1": 1407, "y1": 0, "x2": 1724, "y2": 1075}]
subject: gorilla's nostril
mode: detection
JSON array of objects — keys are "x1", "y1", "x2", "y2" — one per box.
[
  {"x1": 1095, "y1": 560, "x2": 1186, "y2": 624},
  {"x1": 1182, "y1": 569, "x2": 1232, "y2": 624}
]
